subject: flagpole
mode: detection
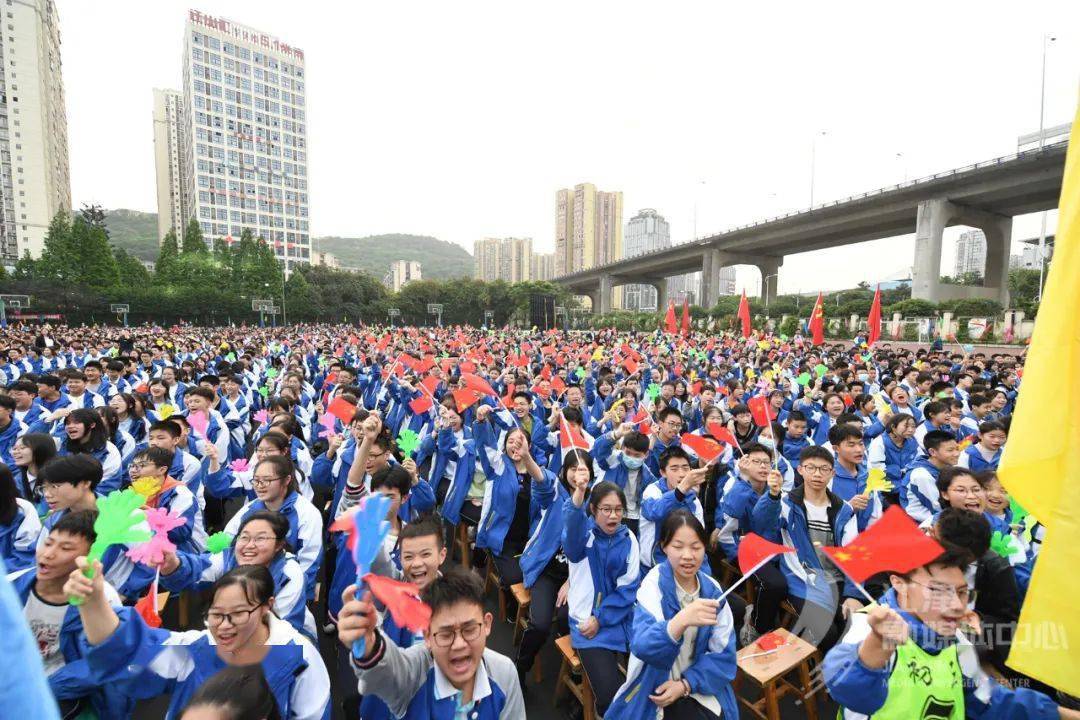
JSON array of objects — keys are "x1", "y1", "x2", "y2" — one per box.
[{"x1": 719, "y1": 554, "x2": 774, "y2": 601}]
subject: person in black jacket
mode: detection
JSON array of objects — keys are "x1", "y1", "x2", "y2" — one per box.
[{"x1": 932, "y1": 507, "x2": 1021, "y2": 673}]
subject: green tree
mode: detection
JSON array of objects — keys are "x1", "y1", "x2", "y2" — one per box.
[
  {"x1": 36, "y1": 211, "x2": 77, "y2": 281},
  {"x1": 886, "y1": 298, "x2": 938, "y2": 317},
  {"x1": 181, "y1": 218, "x2": 208, "y2": 255},
  {"x1": 13, "y1": 250, "x2": 35, "y2": 280},
  {"x1": 284, "y1": 270, "x2": 318, "y2": 320},
  {"x1": 157, "y1": 229, "x2": 180, "y2": 281},
  {"x1": 70, "y1": 216, "x2": 120, "y2": 290},
  {"x1": 113, "y1": 246, "x2": 151, "y2": 287}
]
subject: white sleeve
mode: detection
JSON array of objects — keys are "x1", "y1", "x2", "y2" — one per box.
[
  {"x1": 289, "y1": 639, "x2": 331, "y2": 720},
  {"x1": 867, "y1": 436, "x2": 886, "y2": 470},
  {"x1": 15, "y1": 499, "x2": 41, "y2": 553},
  {"x1": 296, "y1": 504, "x2": 324, "y2": 578}
]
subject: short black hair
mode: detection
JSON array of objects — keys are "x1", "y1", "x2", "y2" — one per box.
[
  {"x1": 51, "y1": 508, "x2": 98, "y2": 544},
  {"x1": 370, "y1": 465, "x2": 412, "y2": 497},
  {"x1": 658, "y1": 445, "x2": 691, "y2": 471},
  {"x1": 622, "y1": 430, "x2": 650, "y2": 453},
  {"x1": 787, "y1": 409, "x2": 807, "y2": 424},
  {"x1": 934, "y1": 507, "x2": 991, "y2": 559},
  {"x1": 399, "y1": 515, "x2": 444, "y2": 550},
  {"x1": 936, "y1": 465, "x2": 978, "y2": 498},
  {"x1": 978, "y1": 420, "x2": 1006, "y2": 436},
  {"x1": 924, "y1": 430, "x2": 957, "y2": 453},
  {"x1": 828, "y1": 423, "x2": 863, "y2": 446},
  {"x1": 132, "y1": 445, "x2": 173, "y2": 470},
  {"x1": 0, "y1": 395, "x2": 14, "y2": 412},
  {"x1": 421, "y1": 566, "x2": 485, "y2": 616},
  {"x1": 9, "y1": 379, "x2": 37, "y2": 394},
  {"x1": 657, "y1": 406, "x2": 682, "y2": 423},
  {"x1": 740, "y1": 441, "x2": 772, "y2": 459},
  {"x1": 184, "y1": 385, "x2": 215, "y2": 402},
  {"x1": 149, "y1": 420, "x2": 182, "y2": 438},
  {"x1": 39, "y1": 455, "x2": 103, "y2": 491},
  {"x1": 37, "y1": 374, "x2": 62, "y2": 390},
  {"x1": 923, "y1": 400, "x2": 949, "y2": 418},
  {"x1": 799, "y1": 445, "x2": 835, "y2": 467}
]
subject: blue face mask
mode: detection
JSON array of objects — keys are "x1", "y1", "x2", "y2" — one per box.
[{"x1": 622, "y1": 454, "x2": 645, "y2": 470}]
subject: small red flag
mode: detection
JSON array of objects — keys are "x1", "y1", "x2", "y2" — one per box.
[
  {"x1": 664, "y1": 301, "x2": 678, "y2": 334},
  {"x1": 134, "y1": 575, "x2": 168, "y2": 628},
  {"x1": 460, "y1": 373, "x2": 497, "y2": 398},
  {"x1": 460, "y1": 360, "x2": 476, "y2": 374},
  {"x1": 327, "y1": 396, "x2": 357, "y2": 424},
  {"x1": 622, "y1": 357, "x2": 639, "y2": 376},
  {"x1": 737, "y1": 533, "x2": 797, "y2": 575},
  {"x1": 738, "y1": 291, "x2": 752, "y2": 339},
  {"x1": 409, "y1": 396, "x2": 434, "y2": 415},
  {"x1": 706, "y1": 422, "x2": 740, "y2": 450},
  {"x1": 747, "y1": 395, "x2": 773, "y2": 427},
  {"x1": 822, "y1": 506, "x2": 945, "y2": 584},
  {"x1": 559, "y1": 417, "x2": 590, "y2": 451},
  {"x1": 420, "y1": 374, "x2": 440, "y2": 398},
  {"x1": 452, "y1": 388, "x2": 483, "y2": 413},
  {"x1": 680, "y1": 433, "x2": 724, "y2": 463},
  {"x1": 362, "y1": 573, "x2": 432, "y2": 634},
  {"x1": 630, "y1": 406, "x2": 652, "y2": 435},
  {"x1": 551, "y1": 375, "x2": 567, "y2": 395},
  {"x1": 866, "y1": 285, "x2": 882, "y2": 347}
]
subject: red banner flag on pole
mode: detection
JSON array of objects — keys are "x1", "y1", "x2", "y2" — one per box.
[
  {"x1": 822, "y1": 506, "x2": 944, "y2": 585},
  {"x1": 866, "y1": 285, "x2": 882, "y2": 347},
  {"x1": 680, "y1": 298, "x2": 691, "y2": 336},
  {"x1": 460, "y1": 373, "x2": 497, "y2": 398},
  {"x1": 664, "y1": 300, "x2": 678, "y2": 334},
  {"x1": 738, "y1": 291, "x2": 752, "y2": 339},
  {"x1": 747, "y1": 394, "x2": 774, "y2": 428},
  {"x1": 680, "y1": 433, "x2": 724, "y2": 464},
  {"x1": 809, "y1": 292, "x2": 825, "y2": 346}
]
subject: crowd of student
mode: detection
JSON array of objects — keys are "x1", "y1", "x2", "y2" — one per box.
[{"x1": 1, "y1": 321, "x2": 1076, "y2": 720}]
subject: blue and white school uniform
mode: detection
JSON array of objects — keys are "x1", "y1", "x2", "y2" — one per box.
[
  {"x1": 606, "y1": 561, "x2": 738, "y2": 720},
  {"x1": 900, "y1": 458, "x2": 944, "y2": 525},
  {"x1": 957, "y1": 443, "x2": 1002, "y2": 472},
  {"x1": 866, "y1": 433, "x2": 918, "y2": 487},
  {"x1": 0, "y1": 497, "x2": 41, "y2": 569},
  {"x1": 84, "y1": 608, "x2": 329, "y2": 720},
  {"x1": 639, "y1": 481, "x2": 703, "y2": 570}
]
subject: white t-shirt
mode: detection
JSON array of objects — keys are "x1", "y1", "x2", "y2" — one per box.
[
  {"x1": 805, "y1": 500, "x2": 840, "y2": 585},
  {"x1": 624, "y1": 468, "x2": 641, "y2": 520},
  {"x1": 25, "y1": 589, "x2": 68, "y2": 675}
]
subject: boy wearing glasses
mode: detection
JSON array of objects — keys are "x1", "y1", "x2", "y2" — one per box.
[
  {"x1": 339, "y1": 566, "x2": 525, "y2": 720},
  {"x1": 126, "y1": 446, "x2": 205, "y2": 552},
  {"x1": 645, "y1": 406, "x2": 684, "y2": 477},
  {"x1": 823, "y1": 538, "x2": 1077, "y2": 720},
  {"x1": 751, "y1": 445, "x2": 863, "y2": 651}
]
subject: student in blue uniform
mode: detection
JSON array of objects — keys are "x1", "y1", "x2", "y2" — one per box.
[
  {"x1": 58, "y1": 408, "x2": 124, "y2": 496},
  {"x1": 0, "y1": 463, "x2": 41, "y2": 569},
  {"x1": 65, "y1": 561, "x2": 330, "y2": 720},
  {"x1": 866, "y1": 413, "x2": 918, "y2": 500},
  {"x1": 641, "y1": 447, "x2": 708, "y2": 573},
  {"x1": 564, "y1": 479, "x2": 640, "y2": 717},
  {"x1": 606, "y1": 510, "x2": 738, "y2": 720},
  {"x1": 901, "y1": 430, "x2": 960, "y2": 524},
  {"x1": 591, "y1": 423, "x2": 656, "y2": 538},
  {"x1": 958, "y1": 420, "x2": 1006, "y2": 471},
  {"x1": 340, "y1": 566, "x2": 526, "y2": 720}
]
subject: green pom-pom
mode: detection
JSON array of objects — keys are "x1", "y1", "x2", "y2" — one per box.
[
  {"x1": 990, "y1": 530, "x2": 1020, "y2": 559},
  {"x1": 397, "y1": 428, "x2": 421, "y2": 457},
  {"x1": 258, "y1": 386, "x2": 269, "y2": 398},
  {"x1": 575, "y1": 367, "x2": 587, "y2": 380},
  {"x1": 206, "y1": 532, "x2": 233, "y2": 554},
  {"x1": 646, "y1": 383, "x2": 661, "y2": 401},
  {"x1": 266, "y1": 368, "x2": 279, "y2": 379}
]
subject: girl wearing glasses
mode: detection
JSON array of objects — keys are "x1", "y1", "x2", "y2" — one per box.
[
  {"x1": 11, "y1": 431, "x2": 57, "y2": 511},
  {"x1": 607, "y1": 509, "x2": 738, "y2": 720},
  {"x1": 564, "y1": 479, "x2": 640, "y2": 717},
  {"x1": 222, "y1": 454, "x2": 324, "y2": 602},
  {"x1": 159, "y1": 510, "x2": 314, "y2": 638},
  {"x1": 64, "y1": 562, "x2": 330, "y2": 720}
]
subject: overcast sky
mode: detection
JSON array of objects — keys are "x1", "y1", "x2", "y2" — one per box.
[{"x1": 58, "y1": 1, "x2": 1080, "y2": 293}]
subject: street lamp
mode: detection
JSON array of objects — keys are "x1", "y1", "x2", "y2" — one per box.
[
  {"x1": 1037, "y1": 33, "x2": 1056, "y2": 302},
  {"x1": 809, "y1": 130, "x2": 827, "y2": 208},
  {"x1": 895, "y1": 152, "x2": 907, "y2": 183},
  {"x1": 763, "y1": 273, "x2": 779, "y2": 312}
]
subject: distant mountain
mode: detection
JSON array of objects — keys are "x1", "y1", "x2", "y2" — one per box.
[
  {"x1": 316, "y1": 234, "x2": 472, "y2": 280},
  {"x1": 99, "y1": 209, "x2": 473, "y2": 280},
  {"x1": 103, "y1": 209, "x2": 160, "y2": 262}
]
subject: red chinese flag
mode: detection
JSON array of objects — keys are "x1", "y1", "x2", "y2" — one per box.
[
  {"x1": 461, "y1": 373, "x2": 497, "y2": 397},
  {"x1": 622, "y1": 357, "x2": 639, "y2": 376},
  {"x1": 362, "y1": 573, "x2": 432, "y2": 634},
  {"x1": 738, "y1": 291, "x2": 752, "y2": 339},
  {"x1": 706, "y1": 422, "x2": 739, "y2": 450},
  {"x1": 420, "y1": 374, "x2": 440, "y2": 398},
  {"x1": 747, "y1": 395, "x2": 773, "y2": 427},
  {"x1": 532, "y1": 383, "x2": 551, "y2": 399},
  {"x1": 396, "y1": 353, "x2": 417, "y2": 371},
  {"x1": 664, "y1": 301, "x2": 678, "y2": 334},
  {"x1": 559, "y1": 417, "x2": 590, "y2": 451},
  {"x1": 680, "y1": 433, "x2": 723, "y2": 463},
  {"x1": 737, "y1": 533, "x2": 797, "y2": 575},
  {"x1": 691, "y1": 381, "x2": 703, "y2": 396},
  {"x1": 551, "y1": 375, "x2": 566, "y2": 395},
  {"x1": 541, "y1": 364, "x2": 552, "y2": 381},
  {"x1": 621, "y1": 344, "x2": 642, "y2": 361},
  {"x1": 408, "y1": 396, "x2": 434, "y2": 415},
  {"x1": 866, "y1": 285, "x2": 882, "y2": 347},
  {"x1": 809, "y1": 292, "x2": 825, "y2": 346},
  {"x1": 822, "y1": 506, "x2": 945, "y2": 584},
  {"x1": 327, "y1": 396, "x2": 357, "y2": 424},
  {"x1": 680, "y1": 298, "x2": 691, "y2": 336},
  {"x1": 452, "y1": 388, "x2": 483, "y2": 413},
  {"x1": 460, "y1": 360, "x2": 476, "y2": 374},
  {"x1": 501, "y1": 383, "x2": 516, "y2": 408},
  {"x1": 414, "y1": 356, "x2": 435, "y2": 373}
]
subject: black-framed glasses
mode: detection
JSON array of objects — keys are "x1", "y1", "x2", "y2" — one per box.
[
  {"x1": 251, "y1": 475, "x2": 284, "y2": 489},
  {"x1": 906, "y1": 577, "x2": 974, "y2": 607},
  {"x1": 205, "y1": 603, "x2": 263, "y2": 627},
  {"x1": 431, "y1": 621, "x2": 483, "y2": 647},
  {"x1": 596, "y1": 505, "x2": 624, "y2": 517}
]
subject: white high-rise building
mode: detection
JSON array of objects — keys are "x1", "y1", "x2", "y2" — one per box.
[
  {"x1": 0, "y1": 0, "x2": 70, "y2": 263},
  {"x1": 953, "y1": 229, "x2": 986, "y2": 278},
  {"x1": 152, "y1": 88, "x2": 186, "y2": 243},
  {"x1": 385, "y1": 259, "x2": 421, "y2": 292},
  {"x1": 474, "y1": 237, "x2": 532, "y2": 282},
  {"x1": 158, "y1": 10, "x2": 310, "y2": 271}
]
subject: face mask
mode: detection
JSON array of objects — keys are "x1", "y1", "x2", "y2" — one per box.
[
  {"x1": 858, "y1": 373, "x2": 869, "y2": 383},
  {"x1": 758, "y1": 437, "x2": 776, "y2": 450},
  {"x1": 622, "y1": 454, "x2": 645, "y2": 470}
]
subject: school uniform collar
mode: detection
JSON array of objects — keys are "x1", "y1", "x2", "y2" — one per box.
[{"x1": 433, "y1": 652, "x2": 492, "y2": 703}]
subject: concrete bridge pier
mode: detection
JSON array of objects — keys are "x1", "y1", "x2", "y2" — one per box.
[
  {"x1": 755, "y1": 256, "x2": 783, "y2": 303},
  {"x1": 912, "y1": 199, "x2": 1012, "y2": 306}
]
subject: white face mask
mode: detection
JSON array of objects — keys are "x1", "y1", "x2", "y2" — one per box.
[
  {"x1": 622, "y1": 454, "x2": 645, "y2": 470},
  {"x1": 758, "y1": 436, "x2": 776, "y2": 450}
]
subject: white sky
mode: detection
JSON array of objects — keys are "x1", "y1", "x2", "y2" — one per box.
[{"x1": 58, "y1": 1, "x2": 1080, "y2": 293}]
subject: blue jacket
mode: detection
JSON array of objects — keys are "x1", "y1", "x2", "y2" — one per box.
[
  {"x1": 605, "y1": 561, "x2": 739, "y2": 720},
  {"x1": 831, "y1": 460, "x2": 881, "y2": 532},
  {"x1": 423, "y1": 426, "x2": 475, "y2": 525},
  {"x1": 781, "y1": 433, "x2": 812, "y2": 467},
  {"x1": 0, "y1": 558, "x2": 61, "y2": 720},
  {"x1": 824, "y1": 589, "x2": 1060, "y2": 719},
  {"x1": 959, "y1": 443, "x2": 1001, "y2": 472},
  {"x1": 590, "y1": 431, "x2": 660, "y2": 509},
  {"x1": 9, "y1": 567, "x2": 134, "y2": 719},
  {"x1": 901, "y1": 458, "x2": 943, "y2": 525},
  {"x1": 868, "y1": 432, "x2": 919, "y2": 486},
  {"x1": 751, "y1": 485, "x2": 860, "y2": 604},
  {"x1": 716, "y1": 474, "x2": 763, "y2": 561},
  {"x1": 85, "y1": 607, "x2": 329, "y2": 720},
  {"x1": 0, "y1": 418, "x2": 22, "y2": 469},
  {"x1": 0, "y1": 497, "x2": 40, "y2": 570},
  {"x1": 562, "y1": 498, "x2": 639, "y2": 652},
  {"x1": 475, "y1": 422, "x2": 540, "y2": 556},
  {"x1": 518, "y1": 471, "x2": 569, "y2": 588}
]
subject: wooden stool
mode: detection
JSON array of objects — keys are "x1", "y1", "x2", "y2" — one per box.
[
  {"x1": 554, "y1": 635, "x2": 595, "y2": 720},
  {"x1": 510, "y1": 583, "x2": 531, "y2": 645},
  {"x1": 735, "y1": 627, "x2": 822, "y2": 720},
  {"x1": 454, "y1": 522, "x2": 471, "y2": 568},
  {"x1": 719, "y1": 558, "x2": 754, "y2": 604},
  {"x1": 778, "y1": 599, "x2": 798, "y2": 630}
]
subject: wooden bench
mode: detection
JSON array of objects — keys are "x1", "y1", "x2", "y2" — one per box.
[
  {"x1": 483, "y1": 558, "x2": 506, "y2": 622},
  {"x1": 554, "y1": 634, "x2": 595, "y2": 720},
  {"x1": 454, "y1": 522, "x2": 471, "y2": 569},
  {"x1": 510, "y1": 583, "x2": 531, "y2": 646},
  {"x1": 735, "y1": 627, "x2": 822, "y2": 720}
]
